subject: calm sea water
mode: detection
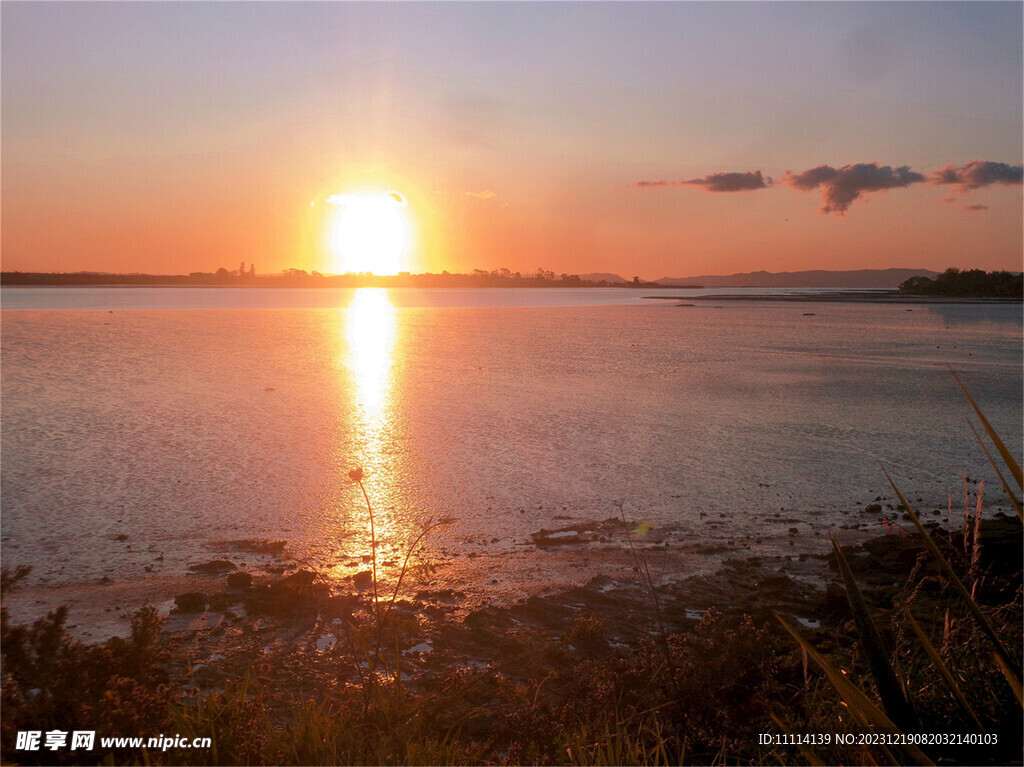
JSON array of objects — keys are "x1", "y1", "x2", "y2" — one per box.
[
  {"x1": 2, "y1": 287, "x2": 1021, "y2": 596},
  {"x1": 0, "y1": 285, "x2": 881, "y2": 311}
]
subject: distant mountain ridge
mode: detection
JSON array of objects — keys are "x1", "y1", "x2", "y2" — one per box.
[
  {"x1": 578, "y1": 272, "x2": 629, "y2": 284},
  {"x1": 656, "y1": 268, "x2": 939, "y2": 288}
]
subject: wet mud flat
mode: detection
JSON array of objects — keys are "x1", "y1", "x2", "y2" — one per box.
[
  {"x1": 4, "y1": 503, "x2": 1019, "y2": 702},
  {"x1": 136, "y1": 513, "x2": 1021, "y2": 704},
  {"x1": 158, "y1": 544, "x2": 825, "y2": 702},
  {"x1": 2, "y1": 509, "x2": 1020, "y2": 765},
  {"x1": 0, "y1": 497, "x2": 876, "y2": 642},
  {"x1": 4, "y1": 493, "x2": 1013, "y2": 646}
]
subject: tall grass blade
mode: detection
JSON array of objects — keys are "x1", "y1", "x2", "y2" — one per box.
[
  {"x1": 355, "y1": 478, "x2": 381, "y2": 627},
  {"x1": 967, "y1": 419, "x2": 1023, "y2": 520},
  {"x1": 381, "y1": 520, "x2": 439, "y2": 627},
  {"x1": 769, "y1": 712, "x2": 825, "y2": 766},
  {"x1": 903, "y1": 608, "x2": 985, "y2": 732},
  {"x1": 775, "y1": 615, "x2": 935, "y2": 766},
  {"x1": 993, "y1": 651, "x2": 1024, "y2": 708},
  {"x1": 952, "y1": 370, "x2": 1022, "y2": 490},
  {"x1": 831, "y1": 534, "x2": 920, "y2": 732},
  {"x1": 885, "y1": 471, "x2": 1021, "y2": 681},
  {"x1": 838, "y1": 702, "x2": 898, "y2": 765}
]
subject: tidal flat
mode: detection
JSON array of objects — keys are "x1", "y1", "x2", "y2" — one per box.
[{"x1": 3, "y1": 507, "x2": 1020, "y2": 765}]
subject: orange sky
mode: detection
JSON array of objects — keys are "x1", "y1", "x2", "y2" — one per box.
[{"x1": 3, "y1": 3, "x2": 1021, "y2": 279}]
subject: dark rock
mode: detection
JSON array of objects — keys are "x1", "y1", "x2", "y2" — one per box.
[
  {"x1": 977, "y1": 517, "x2": 1024, "y2": 576},
  {"x1": 227, "y1": 572, "x2": 252, "y2": 589},
  {"x1": 245, "y1": 570, "x2": 326, "y2": 615},
  {"x1": 862, "y1": 535, "x2": 909, "y2": 557},
  {"x1": 414, "y1": 588, "x2": 463, "y2": 601},
  {"x1": 819, "y1": 583, "x2": 849, "y2": 619},
  {"x1": 174, "y1": 592, "x2": 206, "y2": 613},
  {"x1": 516, "y1": 595, "x2": 575, "y2": 628},
  {"x1": 465, "y1": 609, "x2": 513, "y2": 632},
  {"x1": 189, "y1": 560, "x2": 238, "y2": 575},
  {"x1": 865, "y1": 503, "x2": 883, "y2": 514},
  {"x1": 270, "y1": 570, "x2": 318, "y2": 595},
  {"x1": 530, "y1": 517, "x2": 628, "y2": 547},
  {"x1": 207, "y1": 592, "x2": 239, "y2": 611},
  {"x1": 854, "y1": 535, "x2": 922, "y2": 574},
  {"x1": 353, "y1": 571, "x2": 373, "y2": 589}
]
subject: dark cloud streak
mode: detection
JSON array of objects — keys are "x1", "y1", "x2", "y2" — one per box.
[
  {"x1": 782, "y1": 163, "x2": 924, "y2": 214},
  {"x1": 682, "y1": 170, "x2": 771, "y2": 192},
  {"x1": 930, "y1": 160, "x2": 1023, "y2": 191},
  {"x1": 631, "y1": 159, "x2": 1020, "y2": 215},
  {"x1": 631, "y1": 170, "x2": 770, "y2": 192}
]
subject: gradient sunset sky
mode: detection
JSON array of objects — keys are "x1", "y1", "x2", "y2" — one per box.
[{"x1": 3, "y1": 1, "x2": 1021, "y2": 279}]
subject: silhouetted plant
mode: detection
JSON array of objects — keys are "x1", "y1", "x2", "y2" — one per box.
[{"x1": 1, "y1": 567, "x2": 174, "y2": 765}]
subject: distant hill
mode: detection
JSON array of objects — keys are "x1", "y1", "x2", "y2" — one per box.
[
  {"x1": 656, "y1": 269, "x2": 940, "y2": 289},
  {"x1": 578, "y1": 272, "x2": 629, "y2": 284}
]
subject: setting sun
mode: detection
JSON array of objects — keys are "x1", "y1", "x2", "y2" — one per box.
[{"x1": 327, "y1": 191, "x2": 411, "y2": 275}]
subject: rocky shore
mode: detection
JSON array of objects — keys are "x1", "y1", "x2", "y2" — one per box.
[
  {"x1": 3, "y1": 500, "x2": 1020, "y2": 765},
  {"x1": 127, "y1": 513, "x2": 1020, "y2": 703},
  {"x1": 5, "y1": 499, "x2": 1020, "y2": 695}
]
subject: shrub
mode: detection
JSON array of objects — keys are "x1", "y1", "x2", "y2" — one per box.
[{"x1": 1, "y1": 567, "x2": 174, "y2": 765}]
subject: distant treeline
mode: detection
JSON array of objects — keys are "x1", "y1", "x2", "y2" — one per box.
[
  {"x1": 1, "y1": 269, "x2": 686, "y2": 289},
  {"x1": 899, "y1": 268, "x2": 1023, "y2": 298}
]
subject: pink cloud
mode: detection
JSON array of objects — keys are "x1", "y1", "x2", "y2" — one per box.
[{"x1": 929, "y1": 160, "x2": 1023, "y2": 192}]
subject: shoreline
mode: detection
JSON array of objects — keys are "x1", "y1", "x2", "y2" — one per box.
[
  {"x1": 6, "y1": 514, "x2": 1020, "y2": 679},
  {"x1": 3, "y1": 511, "x2": 1019, "y2": 764},
  {"x1": 2, "y1": 492, "x2": 933, "y2": 643}
]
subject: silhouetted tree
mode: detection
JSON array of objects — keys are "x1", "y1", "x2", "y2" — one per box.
[{"x1": 899, "y1": 268, "x2": 1022, "y2": 297}]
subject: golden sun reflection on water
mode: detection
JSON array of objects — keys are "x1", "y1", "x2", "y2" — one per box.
[
  {"x1": 339, "y1": 288, "x2": 406, "y2": 564},
  {"x1": 345, "y1": 288, "x2": 397, "y2": 423}
]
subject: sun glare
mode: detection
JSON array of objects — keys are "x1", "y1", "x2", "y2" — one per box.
[
  {"x1": 345, "y1": 288, "x2": 397, "y2": 422},
  {"x1": 327, "y1": 191, "x2": 411, "y2": 275}
]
